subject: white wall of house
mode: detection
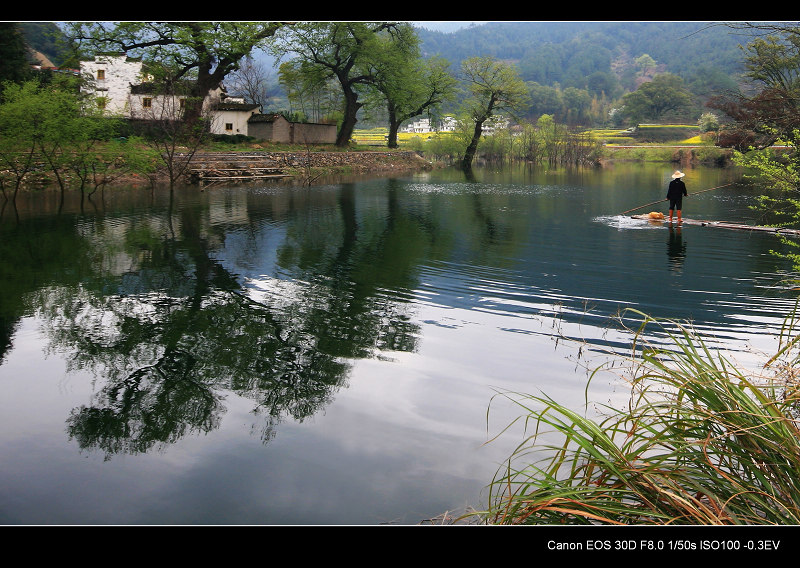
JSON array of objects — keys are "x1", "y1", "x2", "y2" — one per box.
[
  {"x1": 81, "y1": 54, "x2": 145, "y2": 116},
  {"x1": 80, "y1": 54, "x2": 226, "y2": 124},
  {"x1": 210, "y1": 107, "x2": 259, "y2": 135},
  {"x1": 439, "y1": 116, "x2": 458, "y2": 132},
  {"x1": 402, "y1": 118, "x2": 433, "y2": 133},
  {"x1": 402, "y1": 116, "x2": 461, "y2": 134},
  {"x1": 127, "y1": 93, "x2": 182, "y2": 120}
]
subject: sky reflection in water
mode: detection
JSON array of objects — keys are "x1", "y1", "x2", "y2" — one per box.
[{"x1": 0, "y1": 163, "x2": 794, "y2": 524}]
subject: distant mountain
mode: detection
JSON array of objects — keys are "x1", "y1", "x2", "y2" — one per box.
[
  {"x1": 414, "y1": 21, "x2": 750, "y2": 88},
  {"x1": 412, "y1": 21, "x2": 488, "y2": 33},
  {"x1": 20, "y1": 22, "x2": 69, "y2": 67}
]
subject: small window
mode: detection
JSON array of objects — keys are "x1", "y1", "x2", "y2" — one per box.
[
  {"x1": 142, "y1": 98, "x2": 152, "y2": 108},
  {"x1": 96, "y1": 69, "x2": 105, "y2": 80},
  {"x1": 179, "y1": 98, "x2": 186, "y2": 109},
  {"x1": 225, "y1": 123, "x2": 233, "y2": 131}
]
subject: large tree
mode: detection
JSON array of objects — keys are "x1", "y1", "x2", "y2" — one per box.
[
  {"x1": 278, "y1": 59, "x2": 343, "y2": 123},
  {"x1": 372, "y1": 55, "x2": 457, "y2": 149},
  {"x1": 65, "y1": 22, "x2": 287, "y2": 127},
  {"x1": 711, "y1": 23, "x2": 800, "y2": 267},
  {"x1": 272, "y1": 22, "x2": 418, "y2": 147},
  {"x1": 459, "y1": 56, "x2": 529, "y2": 171},
  {"x1": 226, "y1": 55, "x2": 279, "y2": 112},
  {"x1": 711, "y1": 24, "x2": 800, "y2": 150},
  {"x1": 0, "y1": 22, "x2": 31, "y2": 85},
  {"x1": 621, "y1": 73, "x2": 693, "y2": 122}
]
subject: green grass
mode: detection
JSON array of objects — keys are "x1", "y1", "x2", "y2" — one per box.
[{"x1": 481, "y1": 308, "x2": 800, "y2": 525}]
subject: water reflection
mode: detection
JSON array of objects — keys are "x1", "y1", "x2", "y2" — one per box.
[
  {"x1": 3, "y1": 169, "x2": 793, "y2": 460},
  {"x1": 4, "y1": 181, "x2": 426, "y2": 458},
  {"x1": 0, "y1": 163, "x2": 796, "y2": 523},
  {"x1": 667, "y1": 225, "x2": 686, "y2": 272}
]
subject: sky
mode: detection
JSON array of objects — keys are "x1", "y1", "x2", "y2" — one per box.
[{"x1": 411, "y1": 22, "x2": 488, "y2": 33}]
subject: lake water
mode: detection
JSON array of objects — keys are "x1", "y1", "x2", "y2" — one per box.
[{"x1": 0, "y1": 162, "x2": 796, "y2": 525}]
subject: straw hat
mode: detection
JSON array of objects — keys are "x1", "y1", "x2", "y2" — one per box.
[{"x1": 671, "y1": 170, "x2": 686, "y2": 178}]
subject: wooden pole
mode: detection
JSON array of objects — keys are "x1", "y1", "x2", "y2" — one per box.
[{"x1": 620, "y1": 182, "x2": 737, "y2": 215}]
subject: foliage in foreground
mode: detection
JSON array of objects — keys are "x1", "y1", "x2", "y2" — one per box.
[{"x1": 484, "y1": 309, "x2": 800, "y2": 525}]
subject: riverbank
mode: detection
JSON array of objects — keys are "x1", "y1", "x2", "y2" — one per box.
[
  {"x1": 183, "y1": 149, "x2": 436, "y2": 185},
  {"x1": 2, "y1": 143, "x2": 734, "y2": 194},
  {"x1": 599, "y1": 145, "x2": 735, "y2": 167},
  {"x1": 179, "y1": 145, "x2": 734, "y2": 186}
]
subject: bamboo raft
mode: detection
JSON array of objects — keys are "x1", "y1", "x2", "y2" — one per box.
[{"x1": 631, "y1": 214, "x2": 800, "y2": 236}]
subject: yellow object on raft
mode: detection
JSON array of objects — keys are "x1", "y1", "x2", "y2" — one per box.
[{"x1": 648, "y1": 212, "x2": 665, "y2": 219}]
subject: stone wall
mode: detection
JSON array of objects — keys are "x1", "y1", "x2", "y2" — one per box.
[
  {"x1": 266, "y1": 150, "x2": 432, "y2": 173},
  {"x1": 291, "y1": 123, "x2": 338, "y2": 145},
  {"x1": 183, "y1": 150, "x2": 434, "y2": 184}
]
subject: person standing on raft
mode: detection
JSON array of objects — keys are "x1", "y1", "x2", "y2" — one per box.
[{"x1": 666, "y1": 170, "x2": 688, "y2": 223}]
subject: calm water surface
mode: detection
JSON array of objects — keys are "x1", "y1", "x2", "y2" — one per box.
[{"x1": 0, "y1": 163, "x2": 795, "y2": 525}]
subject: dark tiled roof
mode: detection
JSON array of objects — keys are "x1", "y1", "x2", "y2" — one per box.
[
  {"x1": 248, "y1": 113, "x2": 284, "y2": 123},
  {"x1": 130, "y1": 81, "x2": 195, "y2": 95},
  {"x1": 215, "y1": 103, "x2": 260, "y2": 111}
]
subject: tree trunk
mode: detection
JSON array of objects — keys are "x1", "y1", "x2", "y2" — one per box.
[
  {"x1": 387, "y1": 106, "x2": 400, "y2": 149},
  {"x1": 461, "y1": 118, "x2": 485, "y2": 171},
  {"x1": 461, "y1": 96, "x2": 496, "y2": 171},
  {"x1": 336, "y1": 85, "x2": 362, "y2": 147}
]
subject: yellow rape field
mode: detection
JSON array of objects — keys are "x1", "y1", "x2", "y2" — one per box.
[{"x1": 352, "y1": 127, "x2": 447, "y2": 146}]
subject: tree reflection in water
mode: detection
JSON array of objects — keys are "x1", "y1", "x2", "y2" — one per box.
[{"x1": 23, "y1": 182, "x2": 427, "y2": 458}]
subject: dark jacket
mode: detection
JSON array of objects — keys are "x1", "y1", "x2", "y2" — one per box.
[{"x1": 666, "y1": 178, "x2": 687, "y2": 200}]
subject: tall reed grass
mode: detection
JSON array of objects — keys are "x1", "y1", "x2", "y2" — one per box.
[{"x1": 483, "y1": 309, "x2": 800, "y2": 525}]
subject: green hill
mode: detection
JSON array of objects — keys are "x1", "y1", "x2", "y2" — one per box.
[{"x1": 416, "y1": 21, "x2": 748, "y2": 91}]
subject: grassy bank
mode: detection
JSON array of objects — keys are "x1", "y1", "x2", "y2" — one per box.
[
  {"x1": 352, "y1": 124, "x2": 732, "y2": 166},
  {"x1": 480, "y1": 309, "x2": 800, "y2": 525}
]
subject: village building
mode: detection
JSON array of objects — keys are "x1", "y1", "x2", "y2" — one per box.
[
  {"x1": 247, "y1": 113, "x2": 337, "y2": 145},
  {"x1": 79, "y1": 54, "x2": 336, "y2": 143},
  {"x1": 402, "y1": 117, "x2": 435, "y2": 134},
  {"x1": 401, "y1": 117, "x2": 458, "y2": 134},
  {"x1": 209, "y1": 100, "x2": 261, "y2": 136},
  {"x1": 400, "y1": 115, "x2": 501, "y2": 135}
]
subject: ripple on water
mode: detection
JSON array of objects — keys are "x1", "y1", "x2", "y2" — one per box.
[{"x1": 593, "y1": 215, "x2": 666, "y2": 230}]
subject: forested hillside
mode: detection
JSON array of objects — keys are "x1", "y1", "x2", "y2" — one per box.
[
  {"x1": 19, "y1": 22, "x2": 69, "y2": 66},
  {"x1": 416, "y1": 21, "x2": 747, "y2": 90}
]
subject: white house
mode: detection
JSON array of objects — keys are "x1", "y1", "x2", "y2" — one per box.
[
  {"x1": 80, "y1": 54, "x2": 252, "y2": 135},
  {"x1": 211, "y1": 100, "x2": 261, "y2": 136},
  {"x1": 402, "y1": 118, "x2": 434, "y2": 133},
  {"x1": 400, "y1": 115, "x2": 460, "y2": 134},
  {"x1": 482, "y1": 115, "x2": 509, "y2": 134},
  {"x1": 81, "y1": 54, "x2": 147, "y2": 116},
  {"x1": 439, "y1": 116, "x2": 458, "y2": 132}
]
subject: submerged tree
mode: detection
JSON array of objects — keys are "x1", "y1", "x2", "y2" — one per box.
[
  {"x1": 459, "y1": 56, "x2": 528, "y2": 171},
  {"x1": 0, "y1": 76, "x2": 142, "y2": 202}
]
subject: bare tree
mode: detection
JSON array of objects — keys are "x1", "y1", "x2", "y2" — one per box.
[
  {"x1": 134, "y1": 80, "x2": 210, "y2": 190},
  {"x1": 226, "y1": 55, "x2": 278, "y2": 111}
]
